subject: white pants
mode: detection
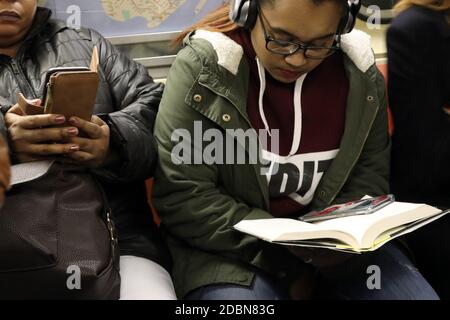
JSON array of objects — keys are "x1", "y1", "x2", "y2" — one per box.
[{"x1": 119, "y1": 255, "x2": 177, "y2": 300}]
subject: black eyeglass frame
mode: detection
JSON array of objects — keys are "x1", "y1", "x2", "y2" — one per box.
[{"x1": 257, "y1": 7, "x2": 342, "y2": 60}]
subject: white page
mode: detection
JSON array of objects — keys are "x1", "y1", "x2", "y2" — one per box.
[
  {"x1": 313, "y1": 202, "x2": 439, "y2": 247},
  {"x1": 234, "y1": 218, "x2": 357, "y2": 246}
]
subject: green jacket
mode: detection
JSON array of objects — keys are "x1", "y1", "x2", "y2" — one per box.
[{"x1": 153, "y1": 29, "x2": 390, "y2": 298}]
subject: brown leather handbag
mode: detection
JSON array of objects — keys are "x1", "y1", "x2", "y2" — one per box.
[{"x1": 0, "y1": 161, "x2": 120, "y2": 299}]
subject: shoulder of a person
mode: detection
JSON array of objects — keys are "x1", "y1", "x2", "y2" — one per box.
[
  {"x1": 340, "y1": 29, "x2": 377, "y2": 76},
  {"x1": 38, "y1": 22, "x2": 90, "y2": 54},
  {"x1": 389, "y1": 6, "x2": 440, "y2": 38},
  {"x1": 45, "y1": 22, "x2": 119, "y2": 65},
  {"x1": 179, "y1": 29, "x2": 245, "y2": 77},
  {"x1": 45, "y1": 19, "x2": 107, "y2": 45}
]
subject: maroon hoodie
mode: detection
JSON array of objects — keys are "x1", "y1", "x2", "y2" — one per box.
[{"x1": 227, "y1": 29, "x2": 349, "y2": 217}]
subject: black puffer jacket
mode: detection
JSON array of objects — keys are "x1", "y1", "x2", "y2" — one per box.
[{"x1": 0, "y1": 7, "x2": 171, "y2": 270}]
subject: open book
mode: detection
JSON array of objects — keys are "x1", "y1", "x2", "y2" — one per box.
[{"x1": 234, "y1": 199, "x2": 449, "y2": 253}]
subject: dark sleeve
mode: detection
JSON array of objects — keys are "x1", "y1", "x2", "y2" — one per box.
[
  {"x1": 153, "y1": 45, "x2": 303, "y2": 277},
  {"x1": 0, "y1": 96, "x2": 14, "y2": 115},
  {"x1": 0, "y1": 96, "x2": 14, "y2": 161},
  {"x1": 387, "y1": 14, "x2": 450, "y2": 188},
  {"x1": 0, "y1": 112, "x2": 6, "y2": 138},
  {"x1": 334, "y1": 70, "x2": 391, "y2": 204},
  {"x1": 89, "y1": 30, "x2": 164, "y2": 183}
]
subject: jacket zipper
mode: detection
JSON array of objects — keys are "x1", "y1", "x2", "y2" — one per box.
[{"x1": 10, "y1": 59, "x2": 38, "y2": 99}]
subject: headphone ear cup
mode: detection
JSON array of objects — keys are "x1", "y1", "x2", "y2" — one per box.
[
  {"x1": 340, "y1": 12, "x2": 354, "y2": 34},
  {"x1": 229, "y1": 0, "x2": 259, "y2": 29},
  {"x1": 339, "y1": 0, "x2": 361, "y2": 34},
  {"x1": 244, "y1": 0, "x2": 258, "y2": 29}
]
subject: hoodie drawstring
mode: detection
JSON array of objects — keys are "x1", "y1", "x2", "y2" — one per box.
[{"x1": 255, "y1": 57, "x2": 306, "y2": 157}]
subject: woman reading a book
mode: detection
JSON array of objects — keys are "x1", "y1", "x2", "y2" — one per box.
[
  {"x1": 0, "y1": 0, "x2": 176, "y2": 299},
  {"x1": 153, "y1": 0, "x2": 439, "y2": 299}
]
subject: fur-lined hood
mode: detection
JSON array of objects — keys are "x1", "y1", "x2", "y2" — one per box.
[{"x1": 191, "y1": 29, "x2": 375, "y2": 76}]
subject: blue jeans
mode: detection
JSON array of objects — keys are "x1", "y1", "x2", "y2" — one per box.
[
  {"x1": 314, "y1": 242, "x2": 439, "y2": 300},
  {"x1": 185, "y1": 243, "x2": 439, "y2": 300},
  {"x1": 185, "y1": 272, "x2": 289, "y2": 300}
]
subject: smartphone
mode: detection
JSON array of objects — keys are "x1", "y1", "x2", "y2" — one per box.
[
  {"x1": 299, "y1": 194, "x2": 395, "y2": 223},
  {"x1": 42, "y1": 67, "x2": 90, "y2": 104}
]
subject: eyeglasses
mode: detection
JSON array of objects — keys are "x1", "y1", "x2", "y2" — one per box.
[{"x1": 258, "y1": 8, "x2": 341, "y2": 60}]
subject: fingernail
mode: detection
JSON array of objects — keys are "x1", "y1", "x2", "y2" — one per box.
[
  {"x1": 69, "y1": 117, "x2": 79, "y2": 125},
  {"x1": 67, "y1": 128, "x2": 78, "y2": 136},
  {"x1": 55, "y1": 116, "x2": 65, "y2": 124},
  {"x1": 70, "y1": 145, "x2": 79, "y2": 151}
]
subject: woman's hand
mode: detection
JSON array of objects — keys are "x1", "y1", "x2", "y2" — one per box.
[
  {"x1": 0, "y1": 136, "x2": 11, "y2": 207},
  {"x1": 5, "y1": 104, "x2": 80, "y2": 163},
  {"x1": 287, "y1": 246, "x2": 354, "y2": 268},
  {"x1": 65, "y1": 116, "x2": 110, "y2": 168}
]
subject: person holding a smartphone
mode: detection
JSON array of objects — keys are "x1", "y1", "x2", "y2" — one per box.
[{"x1": 0, "y1": 0, "x2": 175, "y2": 299}]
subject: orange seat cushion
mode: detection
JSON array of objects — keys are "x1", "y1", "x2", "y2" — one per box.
[
  {"x1": 145, "y1": 178, "x2": 161, "y2": 226},
  {"x1": 376, "y1": 63, "x2": 394, "y2": 136}
]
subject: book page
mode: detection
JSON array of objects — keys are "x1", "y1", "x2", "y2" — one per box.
[
  {"x1": 233, "y1": 202, "x2": 443, "y2": 251},
  {"x1": 314, "y1": 202, "x2": 441, "y2": 248},
  {"x1": 233, "y1": 218, "x2": 357, "y2": 246}
]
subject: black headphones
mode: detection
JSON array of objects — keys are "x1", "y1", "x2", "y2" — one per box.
[{"x1": 229, "y1": 0, "x2": 361, "y2": 34}]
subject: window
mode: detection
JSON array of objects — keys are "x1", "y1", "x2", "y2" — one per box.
[
  {"x1": 37, "y1": 1, "x2": 393, "y2": 79},
  {"x1": 38, "y1": 0, "x2": 226, "y2": 80}
]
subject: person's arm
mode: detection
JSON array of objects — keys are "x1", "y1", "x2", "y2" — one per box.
[
  {"x1": 0, "y1": 96, "x2": 14, "y2": 115},
  {"x1": 88, "y1": 30, "x2": 164, "y2": 183},
  {"x1": 334, "y1": 70, "x2": 391, "y2": 203},
  {"x1": 153, "y1": 45, "x2": 300, "y2": 274},
  {"x1": 0, "y1": 113, "x2": 11, "y2": 207}
]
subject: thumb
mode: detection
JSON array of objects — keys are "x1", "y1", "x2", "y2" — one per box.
[
  {"x1": 29, "y1": 98, "x2": 42, "y2": 106},
  {"x1": 8, "y1": 103, "x2": 25, "y2": 116}
]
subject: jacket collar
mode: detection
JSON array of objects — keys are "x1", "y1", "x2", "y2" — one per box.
[
  {"x1": 186, "y1": 31, "x2": 252, "y2": 127},
  {"x1": 187, "y1": 29, "x2": 377, "y2": 126},
  {"x1": 27, "y1": 7, "x2": 53, "y2": 41},
  {"x1": 340, "y1": 30, "x2": 375, "y2": 73},
  {"x1": 16, "y1": 7, "x2": 67, "y2": 59},
  {"x1": 191, "y1": 29, "x2": 376, "y2": 76}
]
